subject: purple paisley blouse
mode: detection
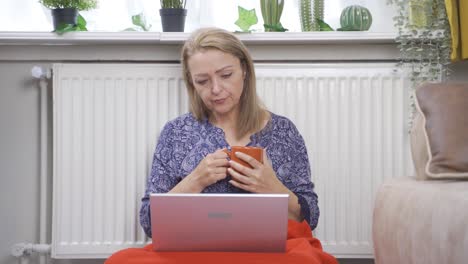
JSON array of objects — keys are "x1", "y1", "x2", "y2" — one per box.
[{"x1": 140, "y1": 112, "x2": 319, "y2": 237}]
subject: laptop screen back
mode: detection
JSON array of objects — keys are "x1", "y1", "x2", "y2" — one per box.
[{"x1": 150, "y1": 193, "x2": 289, "y2": 252}]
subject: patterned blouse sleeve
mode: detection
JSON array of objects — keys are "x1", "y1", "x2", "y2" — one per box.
[
  {"x1": 139, "y1": 121, "x2": 179, "y2": 238},
  {"x1": 272, "y1": 118, "x2": 320, "y2": 230},
  {"x1": 290, "y1": 124, "x2": 319, "y2": 230}
]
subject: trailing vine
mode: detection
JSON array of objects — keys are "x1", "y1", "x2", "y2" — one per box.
[{"x1": 387, "y1": 0, "x2": 452, "y2": 125}]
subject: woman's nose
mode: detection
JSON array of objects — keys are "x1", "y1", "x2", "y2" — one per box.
[{"x1": 211, "y1": 77, "x2": 222, "y2": 94}]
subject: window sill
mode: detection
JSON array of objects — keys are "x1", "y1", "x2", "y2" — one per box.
[
  {"x1": 0, "y1": 31, "x2": 396, "y2": 45},
  {"x1": 0, "y1": 31, "x2": 399, "y2": 61}
]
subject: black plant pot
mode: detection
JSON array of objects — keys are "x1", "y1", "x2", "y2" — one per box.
[
  {"x1": 159, "y1": 8, "x2": 187, "y2": 32},
  {"x1": 52, "y1": 8, "x2": 78, "y2": 30}
]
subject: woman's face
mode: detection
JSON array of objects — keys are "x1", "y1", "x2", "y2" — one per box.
[{"x1": 188, "y1": 49, "x2": 245, "y2": 120}]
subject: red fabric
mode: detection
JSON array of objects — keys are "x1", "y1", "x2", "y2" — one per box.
[{"x1": 105, "y1": 220, "x2": 337, "y2": 264}]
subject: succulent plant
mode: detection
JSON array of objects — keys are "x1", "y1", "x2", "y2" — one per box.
[
  {"x1": 339, "y1": 5, "x2": 372, "y2": 31},
  {"x1": 300, "y1": 0, "x2": 324, "y2": 31},
  {"x1": 260, "y1": 0, "x2": 287, "y2": 32},
  {"x1": 160, "y1": 0, "x2": 186, "y2": 9},
  {"x1": 312, "y1": 0, "x2": 324, "y2": 31},
  {"x1": 39, "y1": 0, "x2": 97, "y2": 11},
  {"x1": 299, "y1": 0, "x2": 312, "y2": 31}
]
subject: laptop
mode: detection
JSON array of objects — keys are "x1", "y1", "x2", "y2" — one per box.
[{"x1": 150, "y1": 193, "x2": 289, "y2": 252}]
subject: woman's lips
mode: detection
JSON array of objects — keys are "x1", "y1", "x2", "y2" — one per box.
[{"x1": 213, "y1": 98, "x2": 226, "y2": 104}]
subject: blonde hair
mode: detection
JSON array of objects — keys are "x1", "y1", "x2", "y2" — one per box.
[{"x1": 181, "y1": 27, "x2": 269, "y2": 140}]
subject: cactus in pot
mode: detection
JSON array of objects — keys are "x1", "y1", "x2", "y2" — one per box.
[
  {"x1": 260, "y1": 0, "x2": 287, "y2": 32},
  {"x1": 300, "y1": 0, "x2": 324, "y2": 31},
  {"x1": 338, "y1": 5, "x2": 372, "y2": 31}
]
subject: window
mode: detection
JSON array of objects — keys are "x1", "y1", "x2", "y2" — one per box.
[{"x1": 2, "y1": 0, "x2": 396, "y2": 33}]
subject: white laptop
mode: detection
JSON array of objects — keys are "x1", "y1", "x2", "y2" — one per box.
[{"x1": 150, "y1": 193, "x2": 289, "y2": 252}]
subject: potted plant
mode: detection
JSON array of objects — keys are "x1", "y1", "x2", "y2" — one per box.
[
  {"x1": 338, "y1": 5, "x2": 373, "y2": 31},
  {"x1": 299, "y1": 0, "x2": 323, "y2": 31},
  {"x1": 160, "y1": 0, "x2": 187, "y2": 32},
  {"x1": 260, "y1": 0, "x2": 287, "y2": 32},
  {"x1": 39, "y1": 0, "x2": 97, "y2": 32}
]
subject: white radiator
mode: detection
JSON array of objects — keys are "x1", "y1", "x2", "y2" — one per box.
[{"x1": 52, "y1": 63, "x2": 412, "y2": 259}]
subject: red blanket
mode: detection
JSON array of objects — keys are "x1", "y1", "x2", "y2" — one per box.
[{"x1": 105, "y1": 220, "x2": 337, "y2": 264}]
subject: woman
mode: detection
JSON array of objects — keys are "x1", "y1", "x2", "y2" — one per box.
[{"x1": 106, "y1": 27, "x2": 337, "y2": 264}]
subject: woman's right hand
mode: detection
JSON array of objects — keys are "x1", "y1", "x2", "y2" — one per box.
[{"x1": 170, "y1": 149, "x2": 229, "y2": 193}]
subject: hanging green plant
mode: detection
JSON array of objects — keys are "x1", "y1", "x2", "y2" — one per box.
[{"x1": 387, "y1": 0, "x2": 452, "y2": 126}]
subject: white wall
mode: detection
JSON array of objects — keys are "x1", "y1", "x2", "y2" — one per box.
[
  {"x1": 0, "y1": 61, "x2": 105, "y2": 264},
  {"x1": 0, "y1": 63, "x2": 42, "y2": 264}
]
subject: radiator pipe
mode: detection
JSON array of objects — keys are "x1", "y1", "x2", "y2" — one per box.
[
  {"x1": 20, "y1": 256, "x2": 30, "y2": 264},
  {"x1": 39, "y1": 68, "x2": 51, "y2": 264},
  {"x1": 12, "y1": 67, "x2": 52, "y2": 262}
]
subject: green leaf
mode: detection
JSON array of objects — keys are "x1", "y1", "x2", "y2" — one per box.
[
  {"x1": 337, "y1": 26, "x2": 355, "y2": 31},
  {"x1": 76, "y1": 14, "x2": 88, "y2": 31},
  {"x1": 132, "y1": 14, "x2": 143, "y2": 26},
  {"x1": 235, "y1": 6, "x2": 258, "y2": 32},
  {"x1": 263, "y1": 23, "x2": 288, "y2": 32},
  {"x1": 54, "y1": 23, "x2": 76, "y2": 35},
  {"x1": 39, "y1": 0, "x2": 97, "y2": 11},
  {"x1": 53, "y1": 14, "x2": 88, "y2": 35},
  {"x1": 75, "y1": 24, "x2": 87, "y2": 31},
  {"x1": 77, "y1": 14, "x2": 87, "y2": 27},
  {"x1": 132, "y1": 13, "x2": 151, "y2": 31},
  {"x1": 317, "y1": 19, "x2": 334, "y2": 31}
]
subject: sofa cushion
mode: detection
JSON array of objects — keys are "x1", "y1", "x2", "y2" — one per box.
[{"x1": 411, "y1": 83, "x2": 468, "y2": 180}]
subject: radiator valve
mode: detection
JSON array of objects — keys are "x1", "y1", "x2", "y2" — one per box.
[
  {"x1": 31, "y1": 66, "x2": 51, "y2": 79},
  {"x1": 11, "y1": 243, "x2": 51, "y2": 257}
]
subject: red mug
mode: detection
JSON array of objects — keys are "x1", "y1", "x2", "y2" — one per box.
[{"x1": 224, "y1": 146, "x2": 263, "y2": 168}]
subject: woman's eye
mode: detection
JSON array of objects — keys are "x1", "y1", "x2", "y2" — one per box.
[
  {"x1": 196, "y1": 80, "x2": 208, "y2": 85},
  {"x1": 221, "y1": 73, "x2": 232, "y2": 79}
]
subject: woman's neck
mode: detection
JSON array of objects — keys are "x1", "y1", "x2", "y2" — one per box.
[
  {"x1": 210, "y1": 110, "x2": 249, "y2": 145},
  {"x1": 210, "y1": 110, "x2": 238, "y2": 132}
]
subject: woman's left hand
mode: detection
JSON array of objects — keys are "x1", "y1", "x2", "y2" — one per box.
[{"x1": 227, "y1": 149, "x2": 287, "y2": 194}]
